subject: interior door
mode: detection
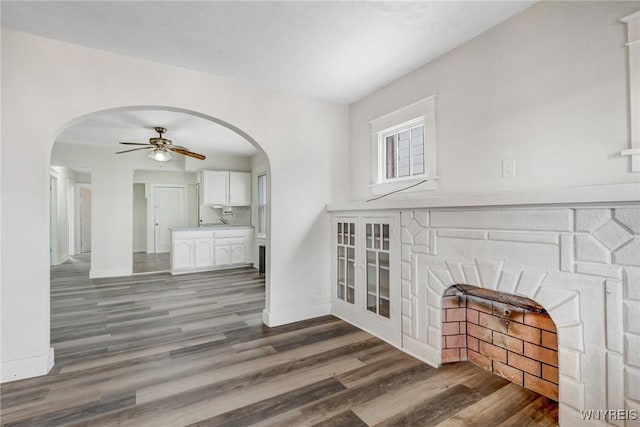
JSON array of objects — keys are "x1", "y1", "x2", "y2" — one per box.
[
  {"x1": 153, "y1": 186, "x2": 187, "y2": 253},
  {"x1": 80, "y1": 187, "x2": 92, "y2": 254}
]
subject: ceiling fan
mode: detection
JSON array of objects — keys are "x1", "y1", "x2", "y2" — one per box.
[{"x1": 116, "y1": 127, "x2": 206, "y2": 162}]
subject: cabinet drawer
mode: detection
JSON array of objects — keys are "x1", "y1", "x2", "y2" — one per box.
[
  {"x1": 215, "y1": 237, "x2": 245, "y2": 246},
  {"x1": 214, "y1": 230, "x2": 249, "y2": 238},
  {"x1": 172, "y1": 231, "x2": 214, "y2": 240}
]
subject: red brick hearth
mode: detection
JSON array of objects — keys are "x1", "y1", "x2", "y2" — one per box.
[{"x1": 441, "y1": 287, "x2": 559, "y2": 401}]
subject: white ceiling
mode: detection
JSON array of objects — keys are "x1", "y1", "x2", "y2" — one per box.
[
  {"x1": 1, "y1": 1, "x2": 534, "y2": 105},
  {"x1": 57, "y1": 109, "x2": 258, "y2": 157}
]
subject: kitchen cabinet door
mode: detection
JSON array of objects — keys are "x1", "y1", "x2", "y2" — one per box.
[
  {"x1": 228, "y1": 172, "x2": 251, "y2": 206},
  {"x1": 231, "y1": 244, "x2": 246, "y2": 264},
  {"x1": 201, "y1": 170, "x2": 227, "y2": 205},
  {"x1": 172, "y1": 239, "x2": 195, "y2": 270},
  {"x1": 214, "y1": 245, "x2": 231, "y2": 266},
  {"x1": 194, "y1": 238, "x2": 214, "y2": 268}
]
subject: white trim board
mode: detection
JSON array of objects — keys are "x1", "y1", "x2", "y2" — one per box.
[
  {"x1": 327, "y1": 183, "x2": 640, "y2": 212},
  {"x1": 262, "y1": 303, "x2": 331, "y2": 327},
  {"x1": 1, "y1": 348, "x2": 55, "y2": 383}
]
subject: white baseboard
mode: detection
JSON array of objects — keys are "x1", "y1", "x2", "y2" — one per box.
[
  {"x1": 402, "y1": 336, "x2": 440, "y2": 368},
  {"x1": 89, "y1": 268, "x2": 132, "y2": 278},
  {"x1": 1, "y1": 347, "x2": 55, "y2": 383},
  {"x1": 262, "y1": 303, "x2": 332, "y2": 327}
]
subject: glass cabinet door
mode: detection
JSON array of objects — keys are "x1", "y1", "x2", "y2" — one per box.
[
  {"x1": 365, "y1": 222, "x2": 390, "y2": 318},
  {"x1": 337, "y1": 221, "x2": 355, "y2": 304}
]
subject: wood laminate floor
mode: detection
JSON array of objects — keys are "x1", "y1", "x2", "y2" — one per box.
[
  {"x1": 133, "y1": 252, "x2": 171, "y2": 274},
  {"x1": 0, "y1": 256, "x2": 558, "y2": 426}
]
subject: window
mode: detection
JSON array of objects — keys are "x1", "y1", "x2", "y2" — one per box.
[
  {"x1": 257, "y1": 173, "x2": 267, "y2": 236},
  {"x1": 381, "y1": 120, "x2": 425, "y2": 181},
  {"x1": 370, "y1": 96, "x2": 437, "y2": 195}
]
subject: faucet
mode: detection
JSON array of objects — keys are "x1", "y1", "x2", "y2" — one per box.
[{"x1": 219, "y1": 217, "x2": 228, "y2": 225}]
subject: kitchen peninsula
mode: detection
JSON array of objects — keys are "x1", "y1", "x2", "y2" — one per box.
[{"x1": 170, "y1": 225, "x2": 254, "y2": 275}]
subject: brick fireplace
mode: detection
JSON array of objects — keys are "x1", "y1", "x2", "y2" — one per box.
[
  {"x1": 399, "y1": 206, "x2": 640, "y2": 426},
  {"x1": 441, "y1": 287, "x2": 559, "y2": 401}
]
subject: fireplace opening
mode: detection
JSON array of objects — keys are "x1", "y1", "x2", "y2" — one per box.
[{"x1": 441, "y1": 285, "x2": 559, "y2": 402}]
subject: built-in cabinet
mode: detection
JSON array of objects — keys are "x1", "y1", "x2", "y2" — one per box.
[
  {"x1": 332, "y1": 213, "x2": 401, "y2": 346},
  {"x1": 201, "y1": 170, "x2": 251, "y2": 206},
  {"x1": 171, "y1": 227, "x2": 253, "y2": 274}
]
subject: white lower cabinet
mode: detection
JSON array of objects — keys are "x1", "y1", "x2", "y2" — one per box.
[
  {"x1": 332, "y1": 213, "x2": 401, "y2": 347},
  {"x1": 171, "y1": 228, "x2": 254, "y2": 274},
  {"x1": 173, "y1": 239, "x2": 195, "y2": 270},
  {"x1": 194, "y1": 238, "x2": 214, "y2": 268}
]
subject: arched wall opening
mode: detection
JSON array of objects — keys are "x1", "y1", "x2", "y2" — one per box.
[
  {"x1": 48, "y1": 105, "x2": 273, "y2": 309},
  {"x1": 2, "y1": 30, "x2": 349, "y2": 383}
]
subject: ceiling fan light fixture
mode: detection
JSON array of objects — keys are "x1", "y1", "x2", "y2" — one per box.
[{"x1": 148, "y1": 148, "x2": 172, "y2": 162}]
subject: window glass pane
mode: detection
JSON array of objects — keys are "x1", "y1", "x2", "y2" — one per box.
[
  {"x1": 366, "y1": 223, "x2": 372, "y2": 249},
  {"x1": 411, "y1": 126, "x2": 425, "y2": 176},
  {"x1": 366, "y1": 250, "x2": 377, "y2": 313},
  {"x1": 385, "y1": 135, "x2": 396, "y2": 179},
  {"x1": 382, "y1": 224, "x2": 389, "y2": 250},
  {"x1": 337, "y1": 222, "x2": 343, "y2": 245},
  {"x1": 347, "y1": 287, "x2": 354, "y2": 304},
  {"x1": 257, "y1": 174, "x2": 267, "y2": 234},
  {"x1": 349, "y1": 223, "x2": 355, "y2": 246},
  {"x1": 397, "y1": 130, "x2": 410, "y2": 177},
  {"x1": 374, "y1": 224, "x2": 380, "y2": 249},
  {"x1": 379, "y1": 252, "x2": 389, "y2": 299}
]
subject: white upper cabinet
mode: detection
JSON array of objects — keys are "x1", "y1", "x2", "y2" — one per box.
[
  {"x1": 201, "y1": 170, "x2": 251, "y2": 206},
  {"x1": 228, "y1": 172, "x2": 251, "y2": 206}
]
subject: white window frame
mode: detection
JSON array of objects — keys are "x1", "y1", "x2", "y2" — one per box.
[
  {"x1": 620, "y1": 11, "x2": 640, "y2": 172},
  {"x1": 257, "y1": 173, "x2": 267, "y2": 238},
  {"x1": 370, "y1": 95, "x2": 437, "y2": 196}
]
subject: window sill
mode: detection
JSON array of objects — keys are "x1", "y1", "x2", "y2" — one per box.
[{"x1": 369, "y1": 177, "x2": 438, "y2": 196}]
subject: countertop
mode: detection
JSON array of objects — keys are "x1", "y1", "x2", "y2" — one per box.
[{"x1": 170, "y1": 225, "x2": 254, "y2": 232}]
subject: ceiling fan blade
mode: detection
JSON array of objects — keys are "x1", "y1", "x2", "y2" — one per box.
[
  {"x1": 119, "y1": 142, "x2": 151, "y2": 146},
  {"x1": 170, "y1": 147, "x2": 206, "y2": 160},
  {"x1": 115, "y1": 147, "x2": 154, "y2": 154}
]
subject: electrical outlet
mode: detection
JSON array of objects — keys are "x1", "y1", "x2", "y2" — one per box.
[{"x1": 502, "y1": 158, "x2": 516, "y2": 178}]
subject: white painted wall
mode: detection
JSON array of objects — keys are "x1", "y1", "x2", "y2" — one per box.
[
  {"x1": 132, "y1": 183, "x2": 147, "y2": 252},
  {"x1": 350, "y1": 1, "x2": 640, "y2": 201},
  {"x1": 1, "y1": 29, "x2": 349, "y2": 381}
]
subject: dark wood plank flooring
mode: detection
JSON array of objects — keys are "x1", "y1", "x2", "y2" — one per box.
[{"x1": 0, "y1": 255, "x2": 558, "y2": 426}]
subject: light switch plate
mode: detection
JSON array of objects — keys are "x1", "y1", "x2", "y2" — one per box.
[{"x1": 502, "y1": 158, "x2": 516, "y2": 178}]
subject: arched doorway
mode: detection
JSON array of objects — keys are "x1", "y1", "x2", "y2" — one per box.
[{"x1": 48, "y1": 105, "x2": 272, "y2": 331}]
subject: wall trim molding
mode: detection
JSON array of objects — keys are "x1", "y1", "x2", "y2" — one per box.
[
  {"x1": 1, "y1": 347, "x2": 54, "y2": 383},
  {"x1": 262, "y1": 303, "x2": 331, "y2": 327},
  {"x1": 327, "y1": 183, "x2": 640, "y2": 212}
]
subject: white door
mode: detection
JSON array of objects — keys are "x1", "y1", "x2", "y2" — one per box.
[
  {"x1": 153, "y1": 186, "x2": 187, "y2": 253},
  {"x1": 80, "y1": 187, "x2": 92, "y2": 254},
  {"x1": 231, "y1": 244, "x2": 246, "y2": 264},
  {"x1": 214, "y1": 245, "x2": 231, "y2": 266}
]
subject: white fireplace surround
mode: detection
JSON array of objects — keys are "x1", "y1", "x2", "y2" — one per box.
[
  {"x1": 329, "y1": 191, "x2": 640, "y2": 426},
  {"x1": 396, "y1": 206, "x2": 640, "y2": 426}
]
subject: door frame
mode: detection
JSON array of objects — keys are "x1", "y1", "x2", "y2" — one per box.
[
  {"x1": 147, "y1": 184, "x2": 189, "y2": 254},
  {"x1": 49, "y1": 174, "x2": 58, "y2": 265},
  {"x1": 75, "y1": 183, "x2": 92, "y2": 255}
]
